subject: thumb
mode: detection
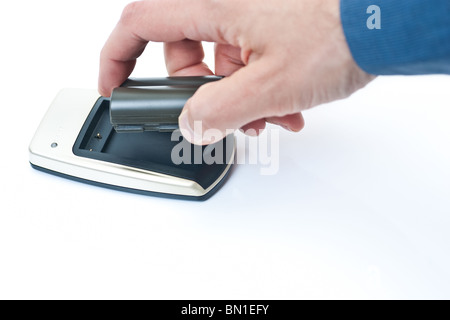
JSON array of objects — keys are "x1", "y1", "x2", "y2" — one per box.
[{"x1": 178, "y1": 58, "x2": 287, "y2": 145}]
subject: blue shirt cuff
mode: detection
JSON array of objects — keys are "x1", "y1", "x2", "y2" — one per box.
[{"x1": 340, "y1": 0, "x2": 450, "y2": 75}]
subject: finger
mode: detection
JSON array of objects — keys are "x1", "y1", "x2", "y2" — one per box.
[
  {"x1": 214, "y1": 44, "x2": 305, "y2": 135},
  {"x1": 178, "y1": 57, "x2": 293, "y2": 145},
  {"x1": 240, "y1": 119, "x2": 267, "y2": 136},
  {"x1": 99, "y1": 0, "x2": 229, "y2": 97},
  {"x1": 215, "y1": 44, "x2": 260, "y2": 134},
  {"x1": 239, "y1": 113, "x2": 304, "y2": 137},
  {"x1": 214, "y1": 43, "x2": 245, "y2": 76},
  {"x1": 164, "y1": 40, "x2": 213, "y2": 76},
  {"x1": 265, "y1": 113, "x2": 305, "y2": 132}
]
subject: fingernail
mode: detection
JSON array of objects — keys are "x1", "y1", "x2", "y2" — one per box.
[
  {"x1": 179, "y1": 109, "x2": 194, "y2": 142},
  {"x1": 179, "y1": 109, "x2": 205, "y2": 145},
  {"x1": 268, "y1": 121, "x2": 294, "y2": 132},
  {"x1": 281, "y1": 125, "x2": 294, "y2": 132}
]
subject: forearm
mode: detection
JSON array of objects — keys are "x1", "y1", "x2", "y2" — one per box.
[{"x1": 341, "y1": 0, "x2": 450, "y2": 75}]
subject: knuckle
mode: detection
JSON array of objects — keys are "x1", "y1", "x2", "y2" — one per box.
[{"x1": 119, "y1": 1, "x2": 141, "y2": 27}]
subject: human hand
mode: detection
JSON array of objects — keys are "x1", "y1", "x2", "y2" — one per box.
[{"x1": 99, "y1": 0, "x2": 375, "y2": 145}]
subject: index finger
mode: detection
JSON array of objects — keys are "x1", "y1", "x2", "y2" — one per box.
[{"x1": 98, "y1": 0, "x2": 229, "y2": 96}]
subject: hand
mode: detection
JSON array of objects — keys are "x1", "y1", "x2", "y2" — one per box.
[{"x1": 99, "y1": 0, "x2": 375, "y2": 145}]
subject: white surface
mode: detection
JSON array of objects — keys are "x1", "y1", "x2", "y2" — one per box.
[{"x1": 1, "y1": 0, "x2": 450, "y2": 299}]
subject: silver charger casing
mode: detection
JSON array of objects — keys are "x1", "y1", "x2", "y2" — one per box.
[{"x1": 29, "y1": 77, "x2": 235, "y2": 200}]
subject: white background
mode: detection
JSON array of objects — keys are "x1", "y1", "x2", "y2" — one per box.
[{"x1": 1, "y1": 0, "x2": 450, "y2": 299}]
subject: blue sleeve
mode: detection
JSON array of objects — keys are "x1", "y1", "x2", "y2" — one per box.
[{"x1": 340, "y1": 0, "x2": 450, "y2": 75}]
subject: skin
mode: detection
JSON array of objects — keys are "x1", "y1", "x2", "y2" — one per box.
[{"x1": 99, "y1": 0, "x2": 375, "y2": 145}]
